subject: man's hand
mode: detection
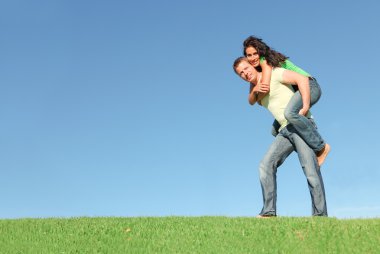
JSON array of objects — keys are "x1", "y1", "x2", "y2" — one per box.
[{"x1": 299, "y1": 106, "x2": 310, "y2": 116}]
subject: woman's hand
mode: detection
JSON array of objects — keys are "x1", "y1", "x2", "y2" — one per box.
[{"x1": 253, "y1": 82, "x2": 270, "y2": 93}]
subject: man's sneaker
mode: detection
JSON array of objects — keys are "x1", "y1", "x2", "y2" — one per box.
[{"x1": 317, "y1": 143, "x2": 331, "y2": 166}]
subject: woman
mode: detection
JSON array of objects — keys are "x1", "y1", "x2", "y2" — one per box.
[{"x1": 243, "y1": 36, "x2": 330, "y2": 166}]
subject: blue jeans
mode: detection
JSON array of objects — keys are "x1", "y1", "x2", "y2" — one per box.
[
  {"x1": 259, "y1": 122, "x2": 328, "y2": 216},
  {"x1": 271, "y1": 79, "x2": 325, "y2": 153}
]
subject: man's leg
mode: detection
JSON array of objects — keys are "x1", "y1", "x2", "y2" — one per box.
[
  {"x1": 287, "y1": 128, "x2": 328, "y2": 216},
  {"x1": 259, "y1": 134, "x2": 294, "y2": 216},
  {"x1": 270, "y1": 119, "x2": 281, "y2": 137}
]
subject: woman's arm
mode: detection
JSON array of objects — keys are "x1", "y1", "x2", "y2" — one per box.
[
  {"x1": 260, "y1": 59, "x2": 273, "y2": 87},
  {"x1": 248, "y1": 83, "x2": 269, "y2": 105},
  {"x1": 281, "y1": 69, "x2": 310, "y2": 115}
]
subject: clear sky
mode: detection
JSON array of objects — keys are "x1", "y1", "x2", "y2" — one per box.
[{"x1": 1, "y1": 0, "x2": 380, "y2": 219}]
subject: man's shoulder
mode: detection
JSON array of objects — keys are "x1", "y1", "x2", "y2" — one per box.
[
  {"x1": 272, "y1": 67, "x2": 286, "y2": 75},
  {"x1": 271, "y1": 67, "x2": 286, "y2": 82}
]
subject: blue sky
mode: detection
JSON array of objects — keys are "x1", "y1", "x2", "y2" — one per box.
[{"x1": 1, "y1": 0, "x2": 380, "y2": 219}]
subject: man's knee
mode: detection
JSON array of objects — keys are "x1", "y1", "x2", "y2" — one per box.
[{"x1": 306, "y1": 171, "x2": 320, "y2": 184}]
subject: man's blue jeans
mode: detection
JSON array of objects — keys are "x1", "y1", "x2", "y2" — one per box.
[
  {"x1": 271, "y1": 79, "x2": 325, "y2": 153},
  {"x1": 259, "y1": 122, "x2": 328, "y2": 216}
]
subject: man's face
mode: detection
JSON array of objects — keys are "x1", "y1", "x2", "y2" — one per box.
[
  {"x1": 245, "y1": 46, "x2": 260, "y2": 67},
  {"x1": 235, "y1": 60, "x2": 257, "y2": 83}
]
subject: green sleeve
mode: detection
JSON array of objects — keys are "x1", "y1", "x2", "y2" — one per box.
[{"x1": 280, "y1": 59, "x2": 311, "y2": 77}]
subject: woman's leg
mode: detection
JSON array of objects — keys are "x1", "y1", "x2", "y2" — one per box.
[{"x1": 284, "y1": 79, "x2": 325, "y2": 153}]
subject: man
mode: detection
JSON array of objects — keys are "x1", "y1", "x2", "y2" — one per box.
[{"x1": 233, "y1": 57, "x2": 327, "y2": 217}]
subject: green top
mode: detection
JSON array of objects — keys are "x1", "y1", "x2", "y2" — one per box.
[{"x1": 260, "y1": 57, "x2": 311, "y2": 77}]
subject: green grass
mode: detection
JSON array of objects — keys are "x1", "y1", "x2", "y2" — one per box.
[{"x1": 1, "y1": 216, "x2": 379, "y2": 253}]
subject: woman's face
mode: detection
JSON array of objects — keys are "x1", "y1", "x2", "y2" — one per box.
[{"x1": 245, "y1": 46, "x2": 260, "y2": 67}]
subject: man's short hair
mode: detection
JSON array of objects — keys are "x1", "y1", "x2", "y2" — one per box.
[{"x1": 233, "y1": 56, "x2": 248, "y2": 74}]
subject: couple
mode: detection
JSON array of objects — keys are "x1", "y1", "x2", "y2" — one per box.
[{"x1": 233, "y1": 36, "x2": 330, "y2": 217}]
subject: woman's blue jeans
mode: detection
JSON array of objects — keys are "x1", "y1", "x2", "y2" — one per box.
[{"x1": 271, "y1": 79, "x2": 325, "y2": 153}]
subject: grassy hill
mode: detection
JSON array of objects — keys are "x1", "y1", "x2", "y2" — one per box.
[{"x1": 1, "y1": 216, "x2": 379, "y2": 253}]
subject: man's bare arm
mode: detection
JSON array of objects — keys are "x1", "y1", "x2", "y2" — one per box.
[{"x1": 281, "y1": 70, "x2": 310, "y2": 115}]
